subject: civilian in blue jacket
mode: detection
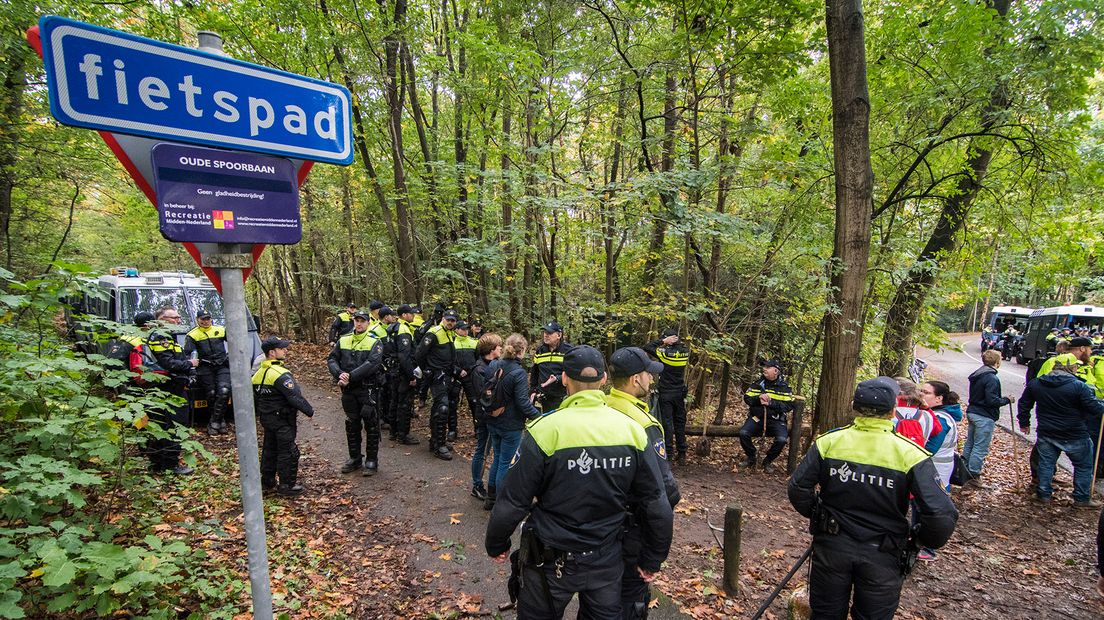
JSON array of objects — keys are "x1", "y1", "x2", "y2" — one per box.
[
  {"x1": 1018, "y1": 361, "x2": 1104, "y2": 507},
  {"x1": 963, "y1": 349, "x2": 1014, "y2": 485},
  {"x1": 482, "y1": 333, "x2": 541, "y2": 511}
]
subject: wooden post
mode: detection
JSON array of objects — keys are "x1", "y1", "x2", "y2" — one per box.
[
  {"x1": 788, "y1": 397, "x2": 806, "y2": 474},
  {"x1": 723, "y1": 504, "x2": 742, "y2": 595}
]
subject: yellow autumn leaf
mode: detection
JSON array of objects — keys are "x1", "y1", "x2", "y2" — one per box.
[
  {"x1": 30, "y1": 568, "x2": 44, "y2": 578},
  {"x1": 134, "y1": 415, "x2": 149, "y2": 430},
  {"x1": 439, "y1": 553, "x2": 451, "y2": 562}
]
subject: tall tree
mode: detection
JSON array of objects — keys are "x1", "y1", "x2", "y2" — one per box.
[{"x1": 815, "y1": 0, "x2": 875, "y2": 433}]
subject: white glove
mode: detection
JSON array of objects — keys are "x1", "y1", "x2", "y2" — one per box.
[{"x1": 413, "y1": 366, "x2": 423, "y2": 379}]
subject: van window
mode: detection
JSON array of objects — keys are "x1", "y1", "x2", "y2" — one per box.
[{"x1": 117, "y1": 288, "x2": 188, "y2": 324}]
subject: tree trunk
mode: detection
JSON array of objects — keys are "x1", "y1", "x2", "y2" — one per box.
[
  {"x1": 642, "y1": 66, "x2": 678, "y2": 288},
  {"x1": 384, "y1": 0, "x2": 421, "y2": 302},
  {"x1": 0, "y1": 48, "x2": 27, "y2": 271},
  {"x1": 877, "y1": 0, "x2": 1011, "y2": 377},
  {"x1": 814, "y1": 0, "x2": 875, "y2": 434},
  {"x1": 500, "y1": 104, "x2": 521, "y2": 330}
]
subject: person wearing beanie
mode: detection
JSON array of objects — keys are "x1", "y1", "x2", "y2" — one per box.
[{"x1": 788, "y1": 376, "x2": 959, "y2": 619}]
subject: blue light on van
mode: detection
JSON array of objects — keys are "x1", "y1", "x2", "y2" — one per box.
[{"x1": 125, "y1": 268, "x2": 139, "y2": 277}]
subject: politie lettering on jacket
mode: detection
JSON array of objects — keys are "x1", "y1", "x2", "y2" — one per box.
[
  {"x1": 829, "y1": 462, "x2": 895, "y2": 489},
  {"x1": 566, "y1": 449, "x2": 632, "y2": 474}
]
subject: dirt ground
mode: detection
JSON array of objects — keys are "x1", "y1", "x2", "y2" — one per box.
[{"x1": 217, "y1": 344, "x2": 1103, "y2": 619}]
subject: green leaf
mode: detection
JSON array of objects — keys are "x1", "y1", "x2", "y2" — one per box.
[{"x1": 0, "y1": 590, "x2": 25, "y2": 619}]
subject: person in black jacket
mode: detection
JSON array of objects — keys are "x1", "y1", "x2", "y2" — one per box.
[
  {"x1": 789, "y1": 377, "x2": 958, "y2": 620},
  {"x1": 415, "y1": 308, "x2": 459, "y2": 460},
  {"x1": 963, "y1": 350, "x2": 1015, "y2": 485},
  {"x1": 184, "y1": 310, "x2": 231, "y2": 435},
  {"x1": 482, "y1": 333, "x2": 541, "y2": 511},
  {"x1": 739, "y1": 360, "x2": 795, "y2": 472},
  {"x1": 254, "y1": 337, "x2": 314, "y2": 497},
  {"x1": 1017, "y1": 362, "x2": 1104, "y2": 507},
  {"x1": 485, "y1": 345, "x2": 673, "y2": 620},
  {"x1": 643, "y1": 328, "x2": 690, "y2": 464},
  {"x1": 146, "y1": 306, "x2": 198, "y2": 475},
  {"x1": 327, "y1": 311, "x2": 387, "y2": 475},
  {"x1": 530, "y1": 321, "x2": 572, "y2": 412},
  {"x1": 328, "y1": 302, "x2": 357, "y2": 345},
  {"x1": 604, "y1": 347, "x2": 680, "y2": 620},
  {"x1": 386, "y1": 305, "x2": 421, "y2": 446}
]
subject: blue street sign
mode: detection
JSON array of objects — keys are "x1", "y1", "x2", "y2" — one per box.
[
  {"x1": 39, "y1": 16, "x2": 353, "y2": 165},
  {"x1": 153, "y1": 143, "x2": 302, "y2": 244}
]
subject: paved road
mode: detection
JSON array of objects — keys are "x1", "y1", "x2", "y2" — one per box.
[{"x1": 916, "y1": 332, "x2": 1072, "y2": 472}]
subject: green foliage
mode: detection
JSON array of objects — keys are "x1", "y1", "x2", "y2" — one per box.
[{"x1": 0, "y1": 266, "x2": 234, "y2": 618}]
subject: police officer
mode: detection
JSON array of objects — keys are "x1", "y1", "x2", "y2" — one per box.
[
  {"x1": 146, "y1": 306, "x2": 198, "y2": 475},
  {"x1": 387, "y1": 305, "x2": 421, "y2": 445},
  {"x1": 643, "y1": 328, "x2": 690, "y2": 464},
  {"x1": 739, "y1": 360, "x2": 795, "y2": 472},
  {"x1": 327, "y1": 310, "x2": 387, "y2": 475},
  {"x1": 184, "y1": 310, "x2": 232, "y2": 435},
  {"x1": 451, "y1": 320, "x2": 480, "y2": 441},
  {"x1": 486, "y1": 345, "x2": 674, "y2": 620},
  {"x1": 605, "y1": 347, "x2": 680, "y2": 619},
  {"x1": 254, "y1": 337, "x2": 314, "y2": 497},
  {"x1": 416, "y1": 308, "x2": 459, "y2": 460},
  {"x1": 374, "y1": 306, "x2": 396, "y2": 432},
  {"x1": 328, "y1": 302, "x2": 357, "y2": 345},
  {"x1": 530, "y1": 321, "x2": 572, "y2": 412},
  {"x1": 788, "y1": 377, "x2": 958, "y2": 619},
  {"x1": 469, "y1": 318, "x2": 485, "y2": 340}
]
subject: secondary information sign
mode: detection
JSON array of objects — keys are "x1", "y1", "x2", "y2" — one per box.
[
  {"x1": 39, "y1": 15, "x2": 353, "y2": 165},
  {"x1": 153, "y1": 143, "x2": 301, "y2": 244}
]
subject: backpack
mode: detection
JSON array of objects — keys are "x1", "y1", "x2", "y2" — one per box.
[
  {"x1": 128, "y1": 343, "x2": 165, "y2": 387},
  {"x1": 480, "y1": 365, "x2": 516, "y2": 418}
]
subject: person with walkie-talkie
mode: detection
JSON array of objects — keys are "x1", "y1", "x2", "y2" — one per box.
[{"x1": 788, "y1": 377, "x2": 958, "y2": 620}]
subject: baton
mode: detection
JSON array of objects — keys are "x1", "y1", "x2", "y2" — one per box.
[{"x1": 750, "y1": 544, "x2": 813, "y2": 620}]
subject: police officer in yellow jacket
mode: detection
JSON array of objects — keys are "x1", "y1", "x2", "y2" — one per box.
[
  {"x1": 788, "y1": 377, "x2": 958, "y2": 620},
  {"x1": 605, "y1": 347, "x2": 680, "y2": 620},
  {"x1": 327, "y1": 311, "x2": 387, "y2": 475},
  {"x1": 415, "y1": 309, "x2": 459, "y2": 460},
  {"x1": 740, "y1": 360, "x2": 795, "y2": 471},
  {"x1": 386, "y1": 305, "x2": 421, "y2": 445},
  {"x1": 328, "y1": 302, "x2": 357, "y2": 345},
  {"x1": 486, "y1": 345, "x2": 673, "y2": 620},
  {"x1": 146, "y1": 306, "x2": 198, "y2": 475},
  {"x1": 184, "y1": 310, "x2": 232, "y2": 435},
  {"x1": 254, "y1": 337, "x2": 314, "y2": 497}
]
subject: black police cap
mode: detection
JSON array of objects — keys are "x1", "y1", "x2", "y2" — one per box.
[
  {"x1": 261, "y1": 337, "x2": 291, "y2": 353},
  {"x1": 541, "y1": 320, "x2": 563, "y2": 333},
  {"x1": 610, "y1": 347, "x2": 663, "y2": 379},
  {"x1": 396, "y1": 304, "x2": 413, "y2": 315},
  {"x1": 368, "y1": 300, "x2": 384, "y2": 311},
  {"x1": 563, "y1": 345, "x2": 605, "y2": 381},
  {"x1": 853, "y1": 377, "x2": 899, "y2": 412},
  {"x1": 134, "y1": 311, "x2": 156, "y2": 327}
]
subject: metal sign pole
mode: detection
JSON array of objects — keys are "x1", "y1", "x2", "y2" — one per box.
[
  {"x1": 217, "y1": 247, "x2": 274, "y2": 620},
  {"x1": 197, "y1": 32, "x2": 273, "y2": 620}
]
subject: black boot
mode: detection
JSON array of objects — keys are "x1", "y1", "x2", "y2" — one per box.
[
  {"x1": 434, "y1": 445, "x2": 453, "y2": 461},
  {"x1": 471, "y1": 483, "x2": 488, "y2": 501},
  {"x1": 262, "y1": 476, "x2": 277, "y2": 491},
  {"x1": 276, "y1": 483, "x2": 305, "y2": 497},
  {"x1": 398, "y1": 435, "x2": 420, "y2": 445},
  {"x1": 340, "y1": 458, "x2": 362, "y2": 474},
  {"x1": 483, "y1": 487, "x2": 496, "y2": 511},
  {"x1": 363, "y1": 460, "x2": 378, "y2": 476}
]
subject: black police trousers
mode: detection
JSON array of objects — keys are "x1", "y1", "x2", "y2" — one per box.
[
  {"x1": 146, "y1": 384, "x2": 190, "y2": 470},
  {"x1": 447, "y1": 375, "x2": 462, "y2": 436},
  {"x1": 520, "y1": 543, "x2": 623, "y2": 620},
  {"x1": 341, "y1": 386, "x2": 379, "y2": 461},
  {"x1": 195, "y1": 365, "x2": 231, "y2": 426},
  {"x1": 657, "y1": 388, "x2": 688, "y2": 458},
  {"x1": 428, "y1": 370, "x2": 452, "y2": 448},
  {"x1": 260, "y1": 410, "x2": 299, "y2": 485},
  {"x1": 390, "y1": 379, "x2": 415, "y2": 440},
  {"x1": 809, "y1": 534, "x2": 903, "y2": 620},
  {"x1": 739, "y1": 414, "x2": 788, "y2": 464},
  {"x1": 378, "y1": 377, "x2": 393, "y2": 427}
]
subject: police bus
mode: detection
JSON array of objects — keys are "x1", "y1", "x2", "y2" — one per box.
[
  {"x1": 65, "y1": 268, "x2": 263, "y2": 422},
  {"x1": 1019, "y1": 305, "x2": 1104, "y2": 364},
  {"x1": 980, "y1": 306, "x2": 1034, "y2": 352}
]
